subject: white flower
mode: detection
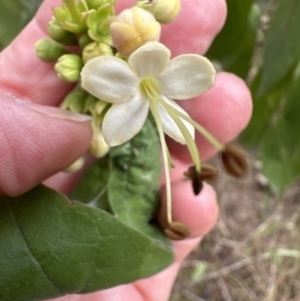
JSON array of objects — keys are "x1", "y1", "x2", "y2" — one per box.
[
  {"x1": 81, "y1": 41, "x2": 215, "y2": 148},
  {"x1": 81, "y1": 41, "x2": 217, "y2": 226}
]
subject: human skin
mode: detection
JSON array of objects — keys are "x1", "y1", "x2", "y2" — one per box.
[{"x1": 0, "y1": 0, "x2": 252, "y2": 300}]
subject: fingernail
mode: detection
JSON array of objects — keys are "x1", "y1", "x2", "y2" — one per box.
[{"x1": 16, "y1": 98, "x2": 92, "y2": 122}]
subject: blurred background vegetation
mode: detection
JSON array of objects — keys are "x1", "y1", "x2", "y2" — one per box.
[{"x1": 1, "y1": 0, "x2": 300, "y2": 300}]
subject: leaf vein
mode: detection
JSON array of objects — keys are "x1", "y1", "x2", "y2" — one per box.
[{"x1": 5, "y1": 199, "x2": 64, "y2": 294}]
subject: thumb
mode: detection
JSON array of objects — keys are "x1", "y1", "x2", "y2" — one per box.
[{"x1": 0, "y1": 91, "x2": 92, "y2": 196}]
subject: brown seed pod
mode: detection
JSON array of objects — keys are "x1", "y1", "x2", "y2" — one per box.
[
  {"x1": 164, "y1": 221, "x2": 191, "y2": 240},
  {"x1": 221, "y1": 143, "x2": 248, "y2": 178}
]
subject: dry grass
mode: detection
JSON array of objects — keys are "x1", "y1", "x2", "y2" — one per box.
[{"x1": 171, "y1": 154, "x2": 300, "y2": 301}]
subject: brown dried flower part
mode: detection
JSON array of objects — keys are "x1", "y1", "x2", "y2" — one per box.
[
  {"x1": 221, "y1": 143, "x2": 248, "y2": 178},
  {"x1": 184, "y1": 164, "x2": 219, "y2": 195},
  {"x1": 164, "y1": 221, "x2": 191, "y2": 240}
]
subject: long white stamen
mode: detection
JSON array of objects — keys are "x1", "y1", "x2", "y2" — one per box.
[
  {"x1": 141, "y1": 78, "x2": 173, "y2": 224},
  {"x1": 149, "y1": 100, "x2": 173, "y2": 224}
]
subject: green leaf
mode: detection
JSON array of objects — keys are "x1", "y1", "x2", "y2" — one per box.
[
  {"x1": 260, "y1": 63, "x2": 300, "y2": 193},
  {"x1": 72, "y1": 119, "x2": 164, "y2": 240},
  {"x1": 0, "y1": 121, "x2": 173, "y2": 301},
  {"x1": 257, "y1": 0, "x2": 300, "y2": 96},
  {"x1": 206, "y1": 0, "x2": 255, "y2": 78},
  {"x1": 0, "y1": 0, "x2": 42, "y2": 48},
  {"x1": 0, "y1": 185, "x2": 173, "y2": 301},
  {"x1": 241, "y1": 67, "x2": 294, "y2": 147}
]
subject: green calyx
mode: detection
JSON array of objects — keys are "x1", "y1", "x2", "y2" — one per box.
[
  {"x1": 53, "y1": 0, "x2": 89, "y2": 34},
  {"x1": 87, "y1": 4, "x2": 115, "y2": 42},
  {"x1": 48, "y1": 18, "x2": 78, "y2": 45}
]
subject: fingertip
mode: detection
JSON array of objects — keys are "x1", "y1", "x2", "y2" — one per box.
[
  {"x1": 158, "y1": 181, "x2": 219, "y2": 239},
  {"x1": 161, "y1": 0, "x2": 227, "y2": 56},
  {"x1": 169, "y1": 72, "x2": 253, "y2": 162}
]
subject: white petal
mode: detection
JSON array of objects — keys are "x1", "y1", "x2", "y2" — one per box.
[
  {"x1": 102, "y1": 92, "x2": 149, "y2": 146},
  {"x1": 128, "y1": 42, "x2": 170, "y2": 78},
  {"x1": 156, "y1": 96, "x2": 195, "y2": 144},
  {"x1": 81, "y1": 56, "x2": 139, "y2": 103},
  {"x1": 157, "y1": 55, "x2": 216, "y2": 100}
]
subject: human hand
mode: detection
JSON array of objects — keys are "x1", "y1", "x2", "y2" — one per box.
[{"x1": 0, "y1": 0, "x2": 252, "y2": 300}]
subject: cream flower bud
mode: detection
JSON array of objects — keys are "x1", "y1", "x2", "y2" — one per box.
[
  {"x1": 137, "y1": 0, "x2": 180, "y2": 24},
  {"x1": 64, "y1": 156, "x2": 85, "y2": 172},
  {"x1": 110, "y1": 7, "x2": 161, "y2": 57},
  {"x1": 89, "y1": 126, "x2": 110, "y2": 158},
  {"x1": 151, "y1": 0, "x2": 181, "y2": 24}
]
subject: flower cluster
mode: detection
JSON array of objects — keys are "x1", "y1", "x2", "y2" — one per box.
[{"x1": 35, "y1": 0, "x2": 248, "y2": 240}]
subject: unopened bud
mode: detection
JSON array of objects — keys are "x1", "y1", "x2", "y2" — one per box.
[
  {"x1": 86, "y1": 0, "x2": 116, "y2": 10},
  {"x1": 82, "y1": 41, "x2": 113, "y2": 63},
  {"x1": 35, "y1": 38, "x2": 68, "y2": 61},
  {"x1": 79, "y1": 33, "x2": 93, "y2": 48},
  {"x1": 164, "y1": 221, "x2": 191, "y2": 240},
  {"x1": 221, "y1": 144, "x2": 248, "y2": 178},
  {"x1": 137, "y1": 0, "x2": 180, "y2": 24},
  {"x1": 60, "y1": 86, "x2": 88, "y2": 112},
  {"x1": 48, "y1": 18, "x2": 78, "y2": 45},
  {"x1": 89, "y1": 126, "x2": 110, "y2": 158},
  {"x1": 110, "y1": 7, "x2": 161, "y2": 57},
  {"x1": 55, "y1": 54, "x2": 83, "y2": 82},
  {"x1": 64, "y1": 156, "x2": 85, "y2": 172}
]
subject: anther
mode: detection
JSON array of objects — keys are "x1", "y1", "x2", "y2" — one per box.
[
  {"x1": 164, "y1": 221, "x2": 191, "y2": 240},
  {"x1": 184, "y1": 164, "x2": 219, "y2": 195},
  {"x1": 221, "y1": 143, "x2": 248, "y2": 178}
]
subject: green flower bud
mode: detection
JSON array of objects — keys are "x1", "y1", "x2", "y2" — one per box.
[
  {"x1": 55, "y1": 54, "x2": 83, "y2": 82},
  {"x1": 78, "y1": 33, "x2": 93, "y2": 48},
  {"x1": 87, "y1": 4, "x2": 115, "y2": 41},
  {"x1": 53, "y1": 0, "x2": 89, "y2": 34},
  {"x1": 60, "y1": 86, "x2": 88, "y2": 112},
  {"x1": 82, "y1": 41, "x2": 113, "y2": 63},
  {"x1": 89, "y1": 125, "x2": 110, "y2": 158},
  {"x1": 64, "y1": 156, "x2": 85, "y2": 172},
  {"x1": 48, "y1": 17, "x2": 78, "y2": 45},
  {"x1": 84, "y1": 94, "x2": 99, "y2": 113},
  {"x1": 35, "y1": 38, "x2": 68, "y2": 62},
  {"x1": 86, "y1": 0, "x2": 116, "y2": 10},
  {"x1": 136, "y1": 0, "x2": 180, "y2": 24}
]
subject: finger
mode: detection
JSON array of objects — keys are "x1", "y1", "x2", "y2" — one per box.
[
  {"x1": 0, "y1": 91, "x2": 92, "y2": 196},
  {"x1": 167, "y1": 72, "x2": 253, "y2": 163},
  {"x1": 0, "y1": 0, "x2": 71, "y2": 105},
  {"x1": 0, "y1": 0, "x2": 226, "y2": 105}
]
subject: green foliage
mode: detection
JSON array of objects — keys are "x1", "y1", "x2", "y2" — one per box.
[
  {"x1": 257, "y1": 0, "x2": 300, "y2": 96},
  {"x1": 206, "y1": 0, "x2": 258, "y2": 79},
  {"x1": 0, "y1": 120, "x2": 172, "y2": 301},
  {"x1": 210, "y1": 0, "x2": 300, "y2": 193},
  {"x1": 0, "y1": 0, "x2": 42, "y2": 48}
]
